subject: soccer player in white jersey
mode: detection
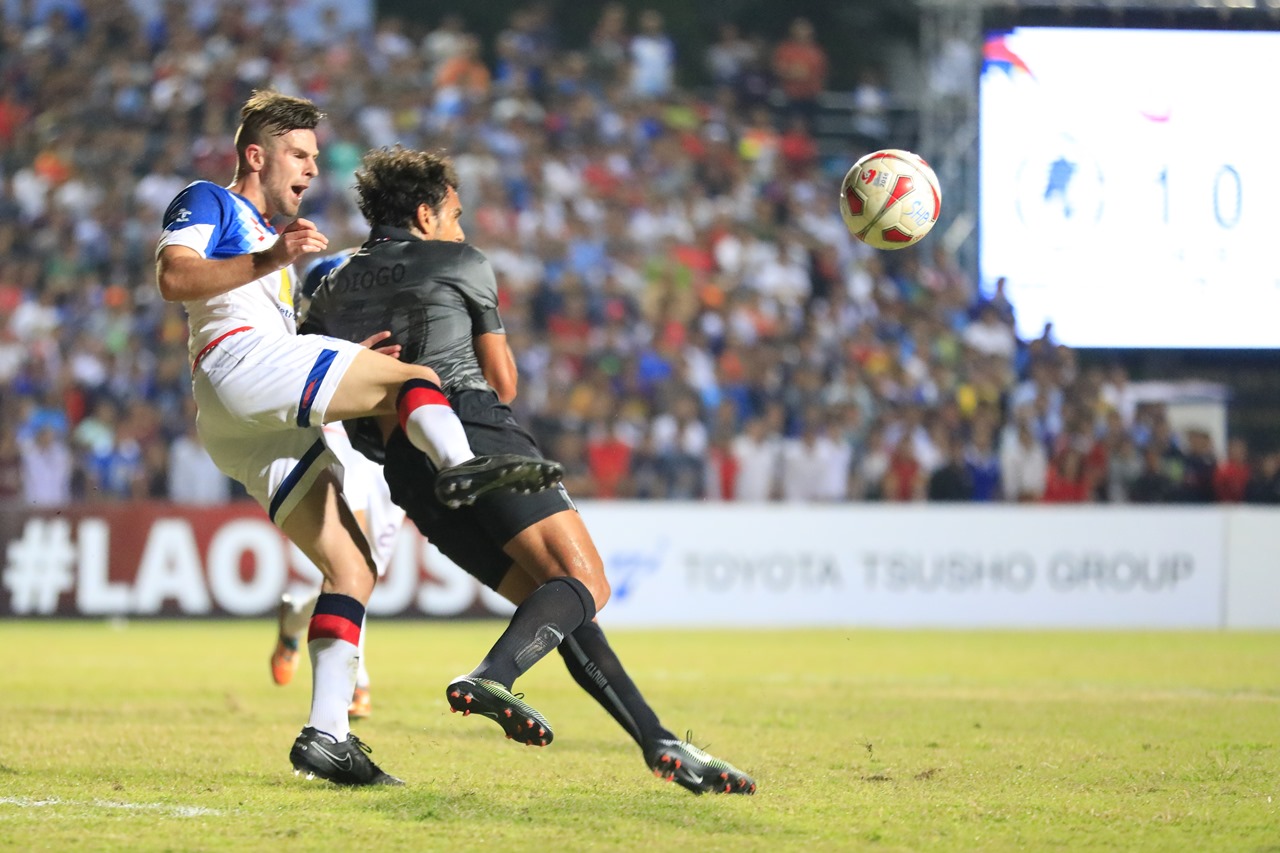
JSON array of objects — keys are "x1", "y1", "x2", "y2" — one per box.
[
  {"x1": 154, "y1": 91, "x2": 563, "y2": 786},
  {"x1": 270, "y1": 252, "x2": 406, "y2": 722}
]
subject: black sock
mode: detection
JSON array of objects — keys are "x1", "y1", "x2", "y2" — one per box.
[
  {"x1": 557, "y1": 620, "x2": 675, "y2": 752},
  {"x1": 472, "y1": 576, "x2": 596, "y2": 689}
]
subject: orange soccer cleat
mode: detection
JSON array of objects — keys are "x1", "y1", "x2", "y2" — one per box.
[
  {"x1": 271, "y1": 637, "x2": 300, "y2": 686},
  {"x1": 271, "y1": 596, "x2": 301, "y2": 686},
  {"x1": 348, "y1": 687, "x2": 372, "y2": 720}
]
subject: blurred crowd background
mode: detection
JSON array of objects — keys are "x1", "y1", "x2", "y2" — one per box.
[{"x1": 1, "y1": 0, "x2": 1278, "y2": 508}]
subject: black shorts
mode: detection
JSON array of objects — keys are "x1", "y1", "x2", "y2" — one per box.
[{"x1": 382, "y1": 388, "x2": 576, "y2": 590}]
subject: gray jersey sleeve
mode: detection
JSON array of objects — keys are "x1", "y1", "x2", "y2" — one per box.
[{"x1": 442, "y1": 246, "x2": 504, "y2": 336}]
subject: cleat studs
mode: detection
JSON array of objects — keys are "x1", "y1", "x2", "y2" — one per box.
[
  {"x1": 719, "y1": 772, "x2": 728, "y2": 781},
  {"x1": 503, "y1": 708, "x2": 513, "y2": 718},
  {"x1": 462, "y1": 709, "x2": 471, "y2": 716},
  {"x1": 537, "y1": 727, "x2": 546, "y2": 737},
  {"x1": 463, "y1": 694, "x2": 473, "y2": 704},
  {"x1": 526, "y1": 719, "x2": 535, "y2": 728},
  {"x1": 673, "y1": 759, "x2": 681, "y2": 770},
  {"x1": 449, "y1": 690, "x2": 460, "y2": 698},
  {"x1": 450, "y1": 706, "x2": 458, "y2": 713},
  {"x1": 724, "y1": 784, "x2": 732, "y2": 793},
  {"x1": 660, "y1": 753, "x2": 670, "y2": 763},
  {"x1": 539, "y1": 739, "x2": 547, "y2": 746}
]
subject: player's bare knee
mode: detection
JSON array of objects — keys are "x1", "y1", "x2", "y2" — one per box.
[
  {"x1": 406, "y1": 364, "x2": 441, "y2": 387},
  {"x1": 585, "y1": 572, "x2": 610, "y2": 612}
]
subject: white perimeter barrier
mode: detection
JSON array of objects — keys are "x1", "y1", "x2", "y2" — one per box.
[{"x1": 2, "y1": 503, "x2": 1276, "y2": 628}]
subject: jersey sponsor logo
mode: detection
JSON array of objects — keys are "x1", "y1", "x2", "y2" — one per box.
[{"x1": 173, "y1": 208, "x2": 192, "y2": 223}]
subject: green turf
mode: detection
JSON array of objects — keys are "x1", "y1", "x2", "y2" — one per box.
[{"x1": 2, "y1": 622, "x2": 1277, "y2": 851}]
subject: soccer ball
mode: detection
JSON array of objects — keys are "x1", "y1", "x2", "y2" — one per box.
[{"x1": 839, "y1": 149, "x2": 941, "y2": 250}]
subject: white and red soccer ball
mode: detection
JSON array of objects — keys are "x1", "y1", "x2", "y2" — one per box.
[{"x1": 839, "y1": 149, "x2": 941, "y2": 250}]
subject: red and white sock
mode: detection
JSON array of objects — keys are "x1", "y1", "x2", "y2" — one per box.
[
  {"x1": 306, "y1": 593, "x2": 364, "y2": 741},
  {"x1": 396, "y1": 379, "x2": 474, "y2": 469}
]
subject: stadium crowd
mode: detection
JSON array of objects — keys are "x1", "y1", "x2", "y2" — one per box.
[{"x1": 1, "y1": 0, "x2": 1277, "y2": 508}]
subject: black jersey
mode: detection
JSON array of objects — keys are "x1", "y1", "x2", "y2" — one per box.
[{"x1": 300, "y1": 226, "x2": 505, "y2": 395}]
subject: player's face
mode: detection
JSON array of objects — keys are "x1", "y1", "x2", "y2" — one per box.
[
  {"x1": 258, "y1": 128, "x2": 319, "y2": 218},
  {"x1": 426, "y1": 186, "x2": 466, "y2": 243}
]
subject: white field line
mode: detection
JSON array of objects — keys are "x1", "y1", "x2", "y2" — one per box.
[{"x1": 0, "y1": 797, "x2": 223, "y2": 817}]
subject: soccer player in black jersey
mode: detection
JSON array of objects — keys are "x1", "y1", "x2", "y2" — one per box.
[{"x1": 302, "y1": 146, "x2": 756, "y2": 795}]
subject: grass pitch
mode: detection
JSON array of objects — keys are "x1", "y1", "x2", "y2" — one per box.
[{"x1": 2, "y1": 622, "x2": 1278, "y2": 852}]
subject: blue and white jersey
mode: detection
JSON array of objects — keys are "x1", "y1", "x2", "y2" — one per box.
[{"x1": 157, "y1": 180, "x2": 298, "y2": 363}]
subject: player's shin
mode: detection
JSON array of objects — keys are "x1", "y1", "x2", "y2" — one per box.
[
  {"x1": 471, "y1": 576, "x2": 597, "y2": 689},
  {"x1": 558, "y1": 620, "x2": 674, "y2": 750},
  {"x1": 306, "y1": 593, "x2": 364, "y2": 741}
]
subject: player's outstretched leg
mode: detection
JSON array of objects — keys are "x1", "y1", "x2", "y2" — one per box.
[
  {"x1": 290, "y1": 727, "x2": 404, "y2": 786},
  {"x1": 558, "y1": 621, "x2": 757, "y2": 795},
  {"x1": 445, "y1": 677, "x2": 553, "y2": 746},
  {"x1": 434, "y1": 454, "x2": 565, "y2": 509}
]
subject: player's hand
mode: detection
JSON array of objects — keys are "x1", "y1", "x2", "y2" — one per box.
[
  {"x1": 271, "y1": 218, "x2": 329, "y2": 266},
  {"x1": 360, "y1": 330, "x2": 401, "y2": 359}
]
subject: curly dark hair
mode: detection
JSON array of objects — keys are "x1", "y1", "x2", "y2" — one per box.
[
  {"x1": 354, "y1": 146, "x2": 460, "y2": 229},
  {"x1": 234, "y1": 90, "x2": 324, "y2": 158}
]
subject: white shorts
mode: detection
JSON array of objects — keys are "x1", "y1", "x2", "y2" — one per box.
[
  {"x1": 321, "y1": 423, "x2": 407, "y2": 577},
  {"x1": 192, "y1": 329, "x2": 365, "y2": 524}
]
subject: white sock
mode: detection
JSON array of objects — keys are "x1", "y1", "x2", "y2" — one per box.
[
  {"x1": 356, "y1": 616, "x2": 370, "y2": 689},
  {"x1": 307, "y1": 637, "x2": 358, "y2": 741},
  {"x1": 403, "y1": 406, "x2": 474, "y2": 468},
  {"x1": 397, "y1": 381, "x2": 474, "y2": 469}
]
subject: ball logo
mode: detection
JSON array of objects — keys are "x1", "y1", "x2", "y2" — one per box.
[{"x1": 861, "y1": 168, "x2": 877, "y2": 184}]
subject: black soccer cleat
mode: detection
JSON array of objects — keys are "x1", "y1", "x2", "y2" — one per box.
[
  {"x1": 434, "y1": 454, "x2": 565, "y2": 509},
  {"x1": 645, "y1": 734, "x2": 757, "y2": 795},
  {"x1": 289, "y1": 727, "x2": 404, "y2": 786},
  {"x1": 446, "y1": 676, "x2": 554, "y2": 747}
]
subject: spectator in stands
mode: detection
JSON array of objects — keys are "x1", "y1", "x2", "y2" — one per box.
[
  {"x1": 770, "y1": 17, "x2": 828, "y2": 122},
  {"x1": 962, "y1": 303, "x2": 1017, "y2": 363},
  {"x1": 883, "y1": 435, "x2": 926, "y2": 502},
  {"x1": 705, "y1": 22, "x2": 756, "y2": 90},
  {"x1": 1213, "y1": 436, "x2": 1251, "y2": 503},
  {"x1": 167, "y1": 413, "x2": 230, "y2": 505},
  {"x1": 1178, "y1": 429, "x2": 1217, "y2": 503},
  {"x1": 628, "y1": 9, "x2": 675, "y2": 99},
  {"x1": 1129, "y1": 447, "x2": 1177, "y2": 503},
  {"x1": 1043, "y1": 447, "x2": 1090, "y2": 503},
  {"x1": 1103, "y1": 434, "x2": 1144, "y2": 503},
  {"x1": 20, "y1": 424, "x2": 72, "y2": 506},
  {"x1": 964, "y1": 422, "x2": 1001, "y2": 502},
  {"x1": 1244, "y1": 450, "x2": 1280, "y2": 504},
  {"x1": 780, "y1": 415, "x2": 851, "y2": 502},
  {"x1": 927, "y1": 435, "x2": 972, "y2": 501},
  {"x1": 730, "y1": 415, "x2": 781, "y2": 501},
  {"x1": 1000, "y1": 418, "x2": 1047, "y2": 502}
]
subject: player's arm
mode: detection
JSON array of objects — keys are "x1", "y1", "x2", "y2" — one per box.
[
  {"x1": 454, "y1": 245, "x2": 515, "y2": 401},
  {"x1": 475, "y1": 332, "x2": 517, "y2": 403},
  {"x1": 157, "y1": 218, "x2": 327, "y2": 302}
]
